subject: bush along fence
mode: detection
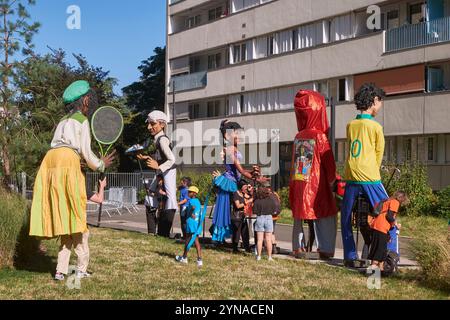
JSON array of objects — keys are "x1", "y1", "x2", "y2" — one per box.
[{"x1": 0, "y1": 187, "x2": 39, "y2": 269}]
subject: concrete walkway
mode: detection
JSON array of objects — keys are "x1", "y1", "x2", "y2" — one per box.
[{"x1": 87, "y1": 205, "x2": 418, "y2": 269}]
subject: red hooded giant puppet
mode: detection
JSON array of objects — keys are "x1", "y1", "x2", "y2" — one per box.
[{"x1": 289, "y1": 90, "x2": 338, "y2": 220}]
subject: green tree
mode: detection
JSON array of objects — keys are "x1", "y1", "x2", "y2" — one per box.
[
  {"x1": 122, "y1": 46, "x2": 166, "y2": 114},
  {"x1": 120, "y1": 46, "x2": 166, "y2": 172},
  {"x1": 11, "y1": 49, "x2": 130, "y2": 180},
  {"x1": 0, "y1": 0, "x2": 40, "y2": 186}
]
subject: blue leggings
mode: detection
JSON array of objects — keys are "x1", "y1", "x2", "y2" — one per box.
[{"x1": 341, "y1": 183, "x2": 388, "y2": 261}]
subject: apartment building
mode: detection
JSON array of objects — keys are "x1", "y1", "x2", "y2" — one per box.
[{"x1": 166, "y1": 0, "x2": 450, "y2": 190}]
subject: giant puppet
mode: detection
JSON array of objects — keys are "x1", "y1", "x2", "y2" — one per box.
[
  {"x1": 289, "y1": 90, "x2": 338, "y2": 258},
  {"x1": 29, "y1": 80, "x2": 115, "y2": 238}
]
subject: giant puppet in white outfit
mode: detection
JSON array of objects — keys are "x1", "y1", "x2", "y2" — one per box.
[{"x1": 137, "y1": 111, "x2": 177, "y2": 237}]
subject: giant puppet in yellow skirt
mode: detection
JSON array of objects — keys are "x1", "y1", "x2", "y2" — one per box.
[
  {"x1": 30, "y1": 80, "x2": 114, "y2": 238},
  {"x1": 30, "y1": 147, "x2": 88, "y2": 238}
]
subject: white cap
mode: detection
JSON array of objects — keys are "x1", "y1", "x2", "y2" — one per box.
[{"x1": 146, "y1": 110, "x2": 169, "y2": 123}]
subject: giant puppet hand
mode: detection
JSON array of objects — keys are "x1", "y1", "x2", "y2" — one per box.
[
  {"x1": 256, "y1": 176, "x2": 271, "y2": 184},
  {"x1": 137, "y1": 154, "x2": 160, "y2": 170},
  {"x1": 136, "y1": 154, "x2": 151, "y2": 161},
  {"x1": 146, "y1": 158, "x2": 159, "y2": 170},
  {"x1": 101, "y1": 150, "x2": 117, "y2": 169},
  {"x1": 212, "y1": 170, "x2": 222, "y2": 178}
]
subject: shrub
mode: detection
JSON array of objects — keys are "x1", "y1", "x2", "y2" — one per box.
[
  {"x1": 436, "y1": 185, "x2": 450, "y2": 219},
  {"x1": 138, "y1": 189, "x2": 147, "y2": 204},
  {"x1": 278, "y1": 187, "x2": 291, "y2": 210},
  {"x1": 410, "y1": 230, "x2": 450, "y2": 291},
  {"x1": 381, "y1": 162, "x2": 436, "y2": 217},
  {"x1": 0, "y1": 188, "x2": 34, "y2": 268},
  {"x1": 177, "y1": 171, "x2": 216, "y2": 205}
]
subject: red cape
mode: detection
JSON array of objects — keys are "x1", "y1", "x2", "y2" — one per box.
[{"x1": 289, "y1": 90, "x2": 338, "y2": 220}]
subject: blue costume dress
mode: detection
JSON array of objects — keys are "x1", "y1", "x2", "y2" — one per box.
[{"x1": 211, "y1": 150, "x2": 242, "y2": 242}]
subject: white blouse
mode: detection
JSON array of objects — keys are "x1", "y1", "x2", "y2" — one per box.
[{"x1": 51, "y1": 111, "x2": 105, "y2": 172}]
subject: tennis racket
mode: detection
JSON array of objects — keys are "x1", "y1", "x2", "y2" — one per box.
[{"x1": 90, "y1": 106, "x2": 124, "y2": 226}]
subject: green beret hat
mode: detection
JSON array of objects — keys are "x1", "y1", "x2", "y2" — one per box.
[{"x1": 63, "y1": 80, "x2": 91, "y2": 104}]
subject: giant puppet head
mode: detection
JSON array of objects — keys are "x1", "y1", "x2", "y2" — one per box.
[
  {"x1": 63, "y1": 80, "x2": 99, "y2": 119},
  {"x1": 294, "y1": 90, "x2": 329, "y2": 135}
]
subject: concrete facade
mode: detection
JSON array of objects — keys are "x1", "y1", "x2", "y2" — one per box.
[{"x1": 166, "y1": 0, "x2": 450, "y2": 190}]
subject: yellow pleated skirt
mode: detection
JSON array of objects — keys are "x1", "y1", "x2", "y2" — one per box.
[{"x1": 29, "y1": 147, "x2": 88, "y2": 238}]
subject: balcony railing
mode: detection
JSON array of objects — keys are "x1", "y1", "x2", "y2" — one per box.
[
  {"x1": 385, "y1": 16, "x2": 450, "y2": 52},
  {"x1": 169, "y1": 71, "x2": 207, "y2": 92},
  {"x1": 169, "y1": 0, "x2": 184, "y2": 5}
]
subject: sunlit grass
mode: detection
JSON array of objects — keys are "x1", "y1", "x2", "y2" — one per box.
[{"x1": 0, "y1": 228, "x2": 448, "y2": 300}]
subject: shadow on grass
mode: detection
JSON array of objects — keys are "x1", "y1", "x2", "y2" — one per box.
[
  {"x1": 13, "y1": 223, "x2": 55, "y2": 275},
  {"x1": 154, "y1": 250, "x2": 178, "y2": 260},
  {"x1": 397, "y1": 270, "x2": 450, "y2": 296}
]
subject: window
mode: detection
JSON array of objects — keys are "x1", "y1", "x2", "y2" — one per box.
[
  {"x1": 409, "y1": 3, "x2": 425, "y2": 24},
  {"x1": 292, "y1": 29, "x2": 299, "y2": 50},
  {"x1": 208, "y1": 53, "x2": 222, "y2": 70},
  {"x1": 446, "y1": 135, "x2": 450, "y2": 162},
  {"x1": 240, "y1": 95, "x2": 244, "y2": 113},
  {"x1": 387, "y1": 10, "x2": 399, "y2": 29},
  {"x1": 354, "y1": 65, "x2": 425, "y2": 96},
  {"x1": 186, "y1": 15, "x2": 202, "y2": 29},
  {"x1": 388, "y1": 139, "x2": 397, "y2": 162},
  {"x1": 208, "y1": 7, "x2": 223, "y2": 21},
  {"x1": 189, "y1": 57, "x2": 201, "y2": 73},
  {"x1": 338, "y1": 78, "x2": 346, "y2": 102},
  {"x1": 405, "y1": 138, "x2": 412, "y2": 161},
  {"x1": 427, "y1": 66, "x2": 445, "y2": 92},
  {"x1": 267, "y1": 35, "x2": 275, "y2": 56},
  {"x1": 428, "y1": 137, "x2": 435, "y2": 161},
  {"x1": 241, "y1": 43, "x2": 247, "y2": 62},
  {"x1": 233, "y1": 45, "x2": 241, "y2": 63},
  {"x1": 189, "y1": 103, "x2": 200, "y2": 119},
  {"x1": 233, "y1": 43, "x2": 247, "y2": 64},
  {"x1": 316, "y1": 81, "x2": 329, "y2": 98},
  {"x1": 207, "y1": 100, "x2": 221, "y2": 118}
]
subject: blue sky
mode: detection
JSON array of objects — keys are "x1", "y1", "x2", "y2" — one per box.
[{"x1": 28, "y1": 0, "x2": 167, "y2": 94}]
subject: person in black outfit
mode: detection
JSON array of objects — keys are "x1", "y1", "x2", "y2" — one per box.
[
  {"x1": 145, "y1": 174, "x2": 166, "y2": 235},
  {"x1": 231, "y1": 182, "x2": 251, "y2": 253}
]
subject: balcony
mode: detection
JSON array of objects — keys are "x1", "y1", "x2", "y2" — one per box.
[
  {"x1": 169, "y1": 71, "x2": 207, "y2": 93},
  {"x1": 385, "y1": 16, "x2": 450, "y2": 52},
  {"x1": 169, "y1": 0, "x2": 184, "y2": 5}
]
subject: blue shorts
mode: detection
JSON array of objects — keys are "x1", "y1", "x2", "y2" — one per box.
[
  {"x1": 186, "y1": 217, "x2": 200, "y2": 234},
  {"x1": 254, "y1": 215, "x2": 274, "y2": 233}
]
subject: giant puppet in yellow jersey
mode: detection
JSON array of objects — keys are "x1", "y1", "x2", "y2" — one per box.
[
  {"x1": 341, "y1": 83, "x2": 390, "y2": 263},
  {"x1": 344, "y1": 114, "x2": 385, "y2": 184}
]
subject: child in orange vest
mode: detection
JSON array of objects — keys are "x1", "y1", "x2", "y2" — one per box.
[{"x1": 368, "y1": 191, "x2": 409, "y2": 271}]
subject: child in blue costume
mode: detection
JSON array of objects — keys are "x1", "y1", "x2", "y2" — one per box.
[
  {"x1": 175, "y1": 186, "x2": 204, "y2": 267},
  {"x1": 211, "y1": 120, "x2": 269, "y2": 242}
]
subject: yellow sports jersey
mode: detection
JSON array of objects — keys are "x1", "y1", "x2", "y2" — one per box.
[{"x1": 344, "y1": 114, "x2": 385, "y2": 184}]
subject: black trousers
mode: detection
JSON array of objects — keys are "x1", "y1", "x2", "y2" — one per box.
[
  {"x1": 231, "y1": 217, "x2": 250, "y2": 251},
  {"x1": 145, "y1": 206, "x2": 158, "y2": 235},
  {"x1": 158, "y1": 209, "x2": 176, "y2": 238},
  {"x1": 180, "y1": 214, "x2": 187, "y2": 239}
]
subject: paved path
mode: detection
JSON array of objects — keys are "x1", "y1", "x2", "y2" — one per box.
[{"x1": 87, "y1": 205, "x2": 418, "y2": 269}]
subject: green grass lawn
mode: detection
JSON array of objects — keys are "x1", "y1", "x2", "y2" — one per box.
[
  {"x1": 0, "y1": 228, "x2": 448, "y2": 300},
  {"x1": 276, "y1": 209, "x2": 447, "y2": 238}
]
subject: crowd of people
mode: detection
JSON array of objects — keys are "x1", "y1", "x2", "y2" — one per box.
[{"x1": 28, "y1": 80, "x2": 408, "y2": 281}]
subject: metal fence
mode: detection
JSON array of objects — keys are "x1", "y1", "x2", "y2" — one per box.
[
  {"x1": 6, "y1": 172, "x2": 155, "y2": 202},
  {"x1": 386, "y1": 16, "x2": 450, "y2": 52},
  {"x1": 86, "y1": 172, "x2": 155, "y2": 194},
  {"x1": 7, "y1": 172, "x2": 28, "y2": 199}
]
